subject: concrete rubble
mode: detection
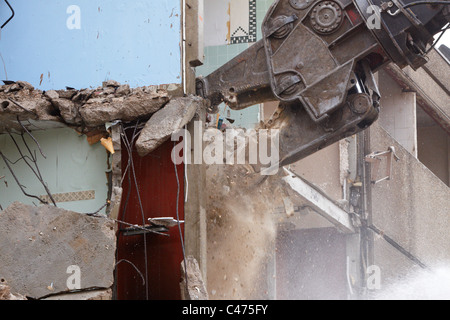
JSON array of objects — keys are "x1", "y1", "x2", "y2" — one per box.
[
  {"x1": 136, "y1": 95, "x2": 207, "y2": 157},
  {"x1": 0, "y1": 80, "x2": 183, "y2": 134},
  {"x1": 0, "y1": 283, "x2": 27, "y2": 300},
  {"x1": 0, "y1": 202, "x2": 116, "y2": 300},
  {"x1": 180, "y1": 256, "x2": 209, "y2": 300},
  {"x1": 0, "y1": 80, "x2": 208, "y2": 158}
]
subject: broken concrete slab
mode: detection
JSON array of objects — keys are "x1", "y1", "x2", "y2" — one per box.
[
  {"x1": 79, "y1": 91, "x2": 169, "y2": 127},
  {"x1": 180, "y1": 256, "x2": 209, "y2": 300},
  {"x1": 16, "y1": 81, "x2": 34, "y2": 91},
  {"x1": 115, "y1": 84, "x2": 130, "y2": 96},
  {"x1": 0, "y1": 81, "x2": 183, "y2": 134},
  {"x1": 136, "y1": 95, "x2": 205, "y2": 157},
  {"x1": 0, "y1": 202, "x2": 116, "y2": 299},
  {"x1": 44, "y1": 90, "x2": 60, "y2": 100},
  {"x1": 51, "y1": 98, "x2": 82, "y2": 125}
]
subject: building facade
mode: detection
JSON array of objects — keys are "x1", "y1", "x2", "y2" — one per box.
[{"x1": 0, "y1": 0, "x2": 448, "y2": 300}]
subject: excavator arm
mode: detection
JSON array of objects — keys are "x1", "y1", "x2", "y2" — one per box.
[{"x1": 196, "y1": 0, "x2": 449, "y2": 170}]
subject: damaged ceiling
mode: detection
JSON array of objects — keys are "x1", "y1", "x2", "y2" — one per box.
[
  {"x1": 0, "y1": 80, "x2": 182, "y2": 135},
  {"x1": 0, "y1": 79, "x2": 208, "y2": 156}
]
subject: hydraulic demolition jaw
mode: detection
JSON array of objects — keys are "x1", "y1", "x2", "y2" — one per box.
[{"x1": 196, "y1": 0, "x2": 449, "y2": 170}]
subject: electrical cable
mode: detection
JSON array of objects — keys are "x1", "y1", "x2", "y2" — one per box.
[
  {"x1": 128, "y1": 121, "x2": 150, "y2": 300},
  {"x1": 388, "y1": 0, "x2": 450, "y2": 16},
  {"x1": 1, "y1": 0, "x2": 14, "y2": 29},
  {"x1": 403, "y1": 1, "x2": 450, "y2": 9},
  {"x1": 426, "y1": 23, "x2": 450, "y2": 53},
  {"x1": 119, "y1": 121, "x2": 150, "y2": 300},
  {"x1": 174, "y1": 140, "x2": 189, "y2": 296}
]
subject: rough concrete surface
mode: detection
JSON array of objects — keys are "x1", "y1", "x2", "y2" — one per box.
[
  {"x1": 0, "y1": 81, "x2": 181, "y2": 134},
  {"x1": 0, "y1": 202, "x2": 116, "y2": 299},
  {"x1": 369, "y1": 122, "x2": 450, "y2": 280},
  {"x1": 180, "y1": 256, "x2": 209, "y2": 300},
  {"x1": 79, "y1": 91, "x2": 169, "y2": 127},
  {"x1": 136, "y1": 95, "x2": 206, "y2": 157}
]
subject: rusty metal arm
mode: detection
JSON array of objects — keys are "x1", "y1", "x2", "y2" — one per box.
[{"x1": 196, "y1": 40, "x2": 275, "y2": 113}]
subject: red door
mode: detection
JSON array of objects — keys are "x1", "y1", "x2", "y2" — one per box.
[{"x1": 116, "y1": 138, "x2": 185, "y2": 300}]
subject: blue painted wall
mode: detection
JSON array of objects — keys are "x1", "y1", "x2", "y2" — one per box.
[{"x1": 0, "y1": 0, "x2": 181, "y2": 90}]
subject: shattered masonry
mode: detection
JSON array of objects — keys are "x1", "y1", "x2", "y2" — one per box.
[{"x1": 0, "y1": 80, "x2": 184, "y2": 135}]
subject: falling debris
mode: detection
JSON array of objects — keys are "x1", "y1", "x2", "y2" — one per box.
[
  {"x1": 100, "y1": 137, "x2": 115, "y2": 154},
  {"x1": 206, "y1": 164, "x2": 282, "y2": 299},
  {"x1": 135, "y1": 95, "x2": 207, "y2": 157},
  {"x1": 283, "y1": 197, "x2": 295, "y2": 217}
]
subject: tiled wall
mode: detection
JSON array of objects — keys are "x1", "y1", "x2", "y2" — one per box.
[{"x1": 196, "y1": 0, "x2": 274, "y2": 129}]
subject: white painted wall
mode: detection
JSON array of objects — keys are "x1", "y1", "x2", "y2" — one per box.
[{"x1": 204, "y1": 0, "x2": 230, "y2": 47}]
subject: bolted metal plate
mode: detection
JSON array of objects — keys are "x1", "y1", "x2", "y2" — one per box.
[{"x1": 310, "y1": 1, "x2": 343, "y2": 34}]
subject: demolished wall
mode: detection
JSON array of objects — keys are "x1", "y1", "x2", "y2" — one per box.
[{"x1": 0, "y1": 79, "x2": 208, "y2": 300}]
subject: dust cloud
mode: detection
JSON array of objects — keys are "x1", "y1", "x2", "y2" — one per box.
[
  {"x1": 206, "y1": 164, "x2": 283, "y2": 299},
  {"x1": 370, "y1": 265, "x2": 450, "y2": 300}
]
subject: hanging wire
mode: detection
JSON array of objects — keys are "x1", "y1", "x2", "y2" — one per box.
[
  {"x1": 1, "y1": 0, "x2": 15, "y2": 29},
  {"x1": 174, "y1": 140, "x2": 189, "y2": 296},
  {"x1": 116, "y1": 122, "x2": 190, "y2": 298},
  {"x1": 1, "y1": 120, "x2": 57, "y2": 207},
  {"x1": 403, "y1": 1, "x2": 450, "y2": 9},
  {"x1": 388, "y1": 0, "x2": 450, "y2": 16},
  {"x1": 119, "y1": 121, "x2": 150, "y2": 300},
  {"x1": 426, "y1": 23, "x2": 450, "y2": 54}
]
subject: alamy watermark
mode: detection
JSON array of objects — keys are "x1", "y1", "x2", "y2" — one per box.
[
  {"x1": 66, "y1": 265, "x2": 81, "y2": 290},
  {"x1": 64, "y1": 3, "x2": 385, "y2": 32},
  {"x1": 366, "y1": 5, "x2": 383, "y2": 30},
  {"x1": 367, "y1": 265, "x2": 381, "y2": 290},
  {"x1": 171, "y1": 121, "x2": 280, "y2": 175},
  {"x1": 67, "y1": 5, "x2": 81, "y2": 30}
]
